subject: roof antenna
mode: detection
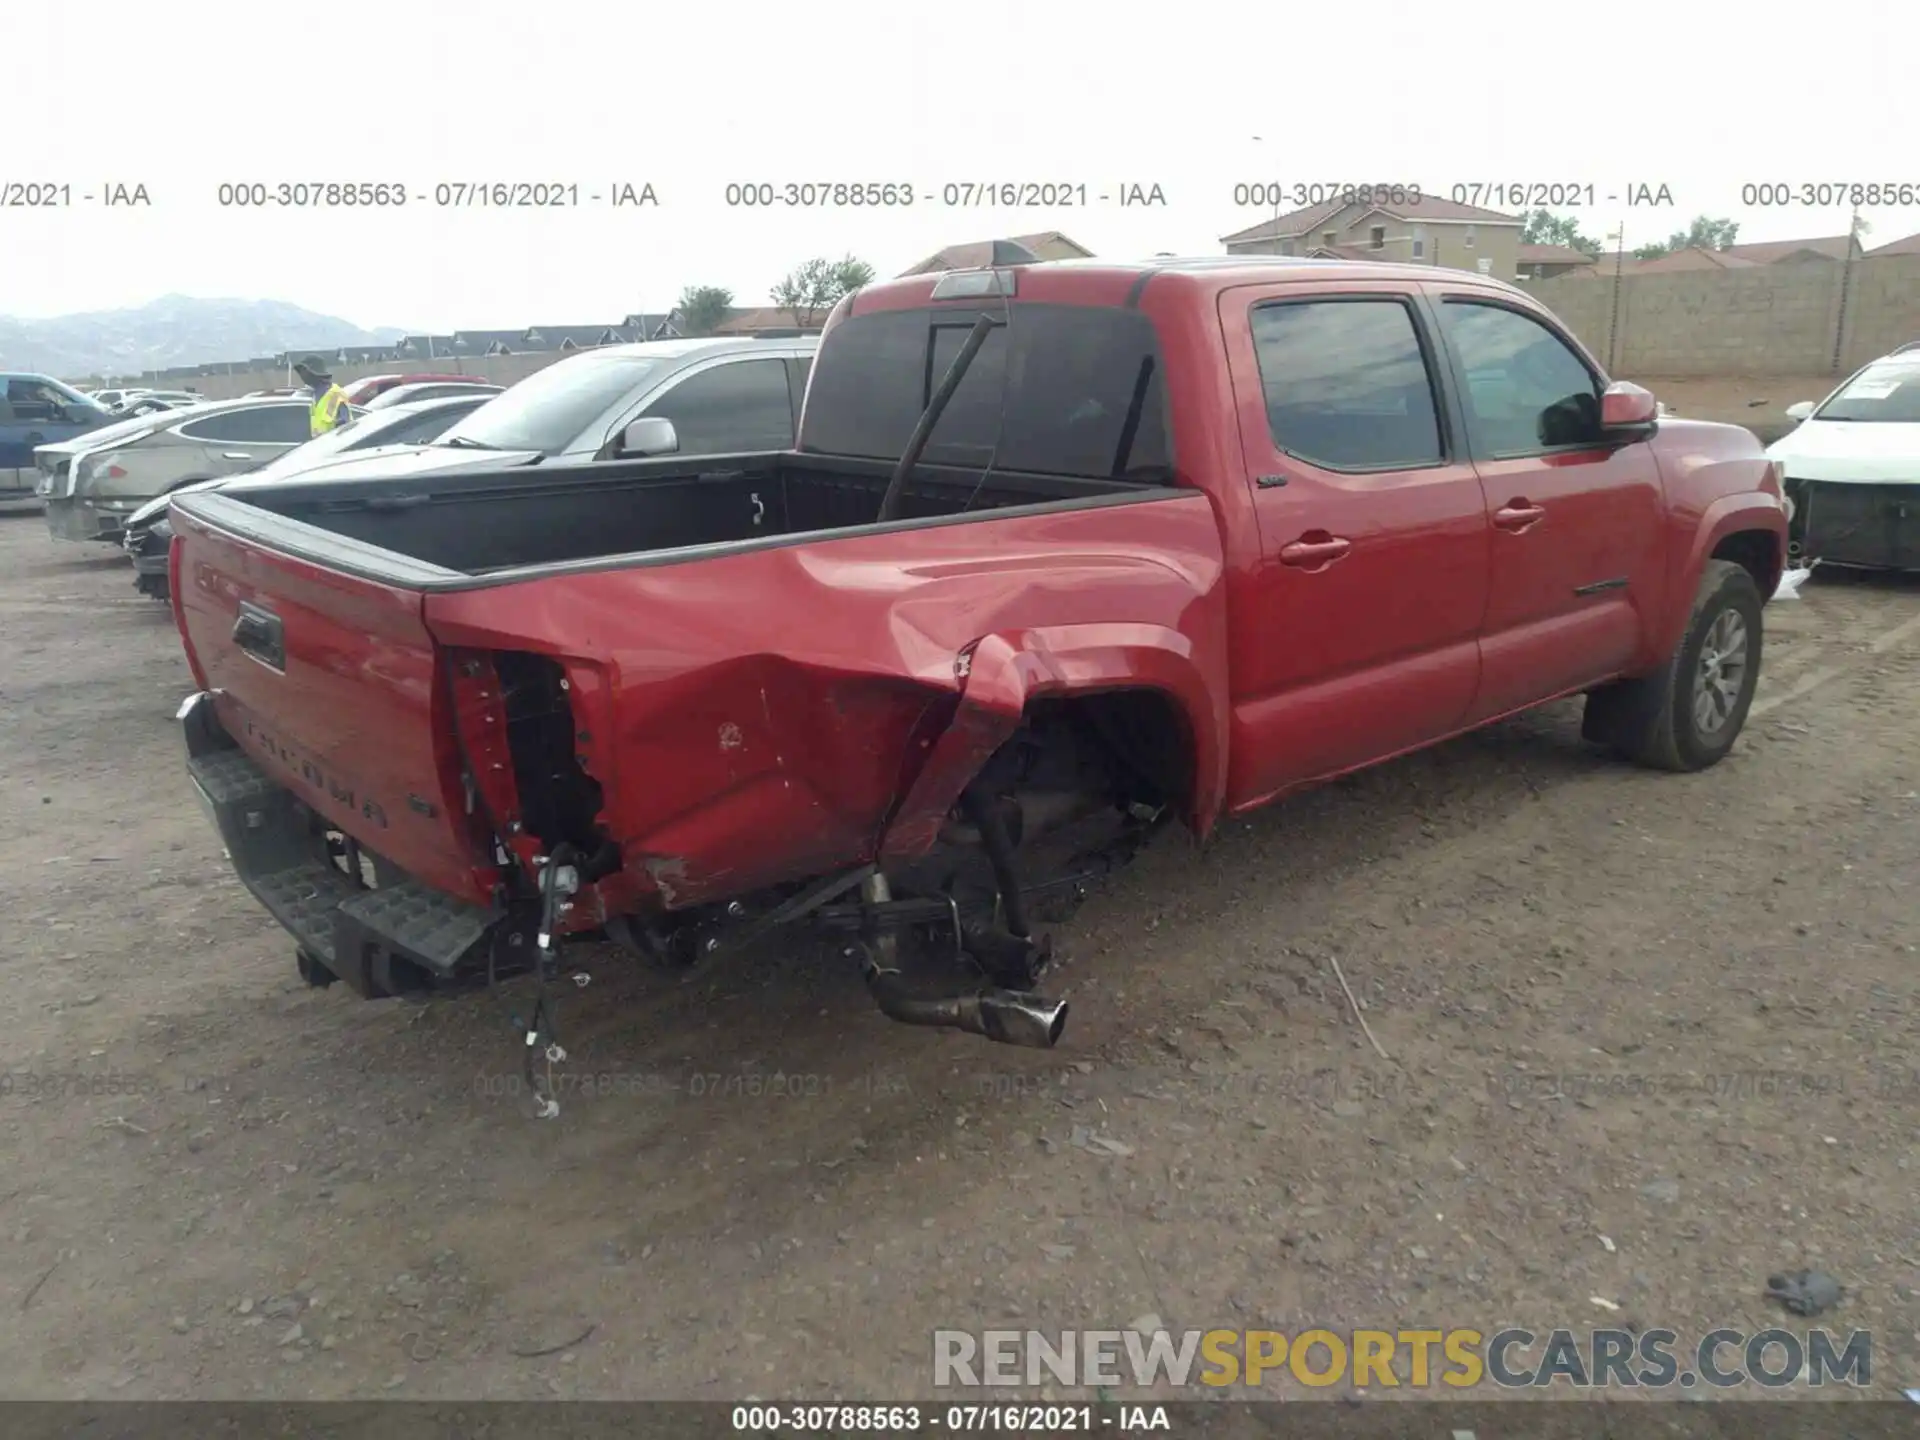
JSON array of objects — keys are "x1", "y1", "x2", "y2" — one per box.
[{"x1": 987, "y1": 238, "x2": 1040, "y2": 267}]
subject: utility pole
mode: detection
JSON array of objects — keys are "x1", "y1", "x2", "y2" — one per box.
[
  {"x1": 1830, "y1": 204, "x2": 1862, "y2": 374},
  {"x1": 1606, "y1": 224, "x2": 1627, "y2": 373}
]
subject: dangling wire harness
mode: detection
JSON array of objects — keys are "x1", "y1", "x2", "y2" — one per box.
[{"x1": 493, "y1": 841, "x2": 581, "y2": 1118}]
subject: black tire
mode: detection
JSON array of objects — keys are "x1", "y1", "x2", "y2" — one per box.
[{"x1": 1581, "y1": 559, "x2": 1764, "y2": 772}]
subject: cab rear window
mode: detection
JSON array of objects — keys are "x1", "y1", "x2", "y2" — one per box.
[{"x1": 800, "y1": 304, "x2": 1173, "y2": 482}]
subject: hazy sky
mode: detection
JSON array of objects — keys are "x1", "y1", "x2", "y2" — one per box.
[{"x1": 9, "y1": 0, "x2": 1912, "y2": 333}]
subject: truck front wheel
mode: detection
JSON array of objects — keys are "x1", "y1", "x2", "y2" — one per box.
[{"x1": 1582, "y1": 559, "x2": 1764, "y2": 772}]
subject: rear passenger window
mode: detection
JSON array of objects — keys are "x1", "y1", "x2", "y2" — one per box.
[
  {"x1": 1249, "y1": 299, "x2": 1443, "y2": 470},
  {"x1": 1442, "y1": 301, "x2": 1601, "y2": 454},
  {"x1": 801, "y1": 305, "x2": 1172, "y2": 482},
  {"x1": 641, "y1": 358, "x2": 795, "y2": 454},
  {"x1": 180, "y1": 405, "x2": 310, "y2": 444}
]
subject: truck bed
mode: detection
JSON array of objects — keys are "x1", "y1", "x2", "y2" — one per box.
[{"x1": 181, "y1": 451, "x2": 1158, "y2": 583}]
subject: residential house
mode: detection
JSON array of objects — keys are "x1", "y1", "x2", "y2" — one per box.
[
  {"x1": 1221, "y1": 197, "x2": 1524, "y2": 279},
  {"x1": 519, "y1": 325, "x2": 634, "y2": 351},
  {"x1": 1570, "y1": 247, "x2": 1760, "y2": 279},
  {"x1": 621, "y1": 311, "x2": 686, "y2": 341},
  {"x1": 1566, "y1": 233, "x2": 1865, "y2": 280},
  {"x1": 329, "y1": 344, "x2": 401, "y2": 365},
  {"x1": 445, "y1": 329, "x2": 553, "y2": 357},
  {"x1": 1722, "y1": 234, "x2": 1863, "y2": 265},
  {"x1": 265, "y1": 345, "x2": 388, "y2": 368},
  {"x1": 394, "y1": 334, "x2": 462, "y2": 361},
  {"x1": 449, "y1": 330, "x2": 541, "y2": 357},
  {"x1": 1516, "y1": 244, "x2": 1599, "y2": 280},
  {"x1": 1869, "y1": 232, "x2": 1920, "y2": 256},
  {"x1": 1636, "y1": 247, "x2": 1761, "y2": 275},
  {"x1": 714, "y1": 306, "x2": 830, "y2": 335},
  {"x1": 896, "y1": 231, "x2": 1096, "y2": 276}
]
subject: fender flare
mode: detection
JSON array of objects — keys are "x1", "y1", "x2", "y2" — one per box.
[
  {"x1": 1657, "y1": 493, "x2": 1787, "y2": 659},
  {"x1": 877, "y1": 622, "x2": 1228, "y2": 863}
]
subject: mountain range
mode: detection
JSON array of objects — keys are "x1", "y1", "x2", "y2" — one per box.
[{"x1": 0, "y1": 296, "x2": 406, "y2": 379}]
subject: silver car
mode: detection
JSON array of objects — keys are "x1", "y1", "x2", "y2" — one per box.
[
  {"x1": 360, "y1": 380, "x2": 503, "y2": 411},
  {"x1": 38, "y1": 395, "x2": 314, "y2": 542},
  {"x1": 120, "y1": 392, "x2": 495, "y2": 598},
  {"x1": 273, "y1": 337, "x2": 816, "y2": 486}
]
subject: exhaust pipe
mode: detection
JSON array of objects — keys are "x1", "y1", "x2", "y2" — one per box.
[
  {"x1": 862, "y1": 959, "x2": 1068, "y2": 1048},
  {"x1": 851, "y1": 872, "x2": 1068, "y2": 1048}
]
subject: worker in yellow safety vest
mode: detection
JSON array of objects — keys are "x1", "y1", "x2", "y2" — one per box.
[{"x1": 293, "y1": 356, "x2": 351, "y2": 436}]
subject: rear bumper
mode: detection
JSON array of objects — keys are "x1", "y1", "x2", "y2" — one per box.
[
  {"x1": 1789, "y1": 479, "x2": 1920, "y2": 570},
  {"x1": 181, "y1": 691, "x2": 503, "y2": 998},
  {"x1": 45, "y1": 496, "x2": 130, "y2": 543}
]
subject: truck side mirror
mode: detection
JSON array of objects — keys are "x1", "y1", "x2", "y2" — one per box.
[
  {"x1": 1598, "y1": 380, "x2": 1658, "y2": 440},
  {"x1": 1784, "y1": 401, "x2": 1815, "y2": 422},
  {"x1": 618, "y1": 416, "x2": 679, "y2": 457}
]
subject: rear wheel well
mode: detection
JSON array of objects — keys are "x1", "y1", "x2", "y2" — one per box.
[
  {"x1": 886, "y1": 687, "x2": 1195, "y2": 929},
  {"x1": 1049, "y1": 689, "x2": 1195, "y2": 819},
  {"x1": 963, "y1": 688, "x2": 1195, "y2": 823},
  {"x1": 1710, "y1": 529, "x2": 1782, "y2": 602}
]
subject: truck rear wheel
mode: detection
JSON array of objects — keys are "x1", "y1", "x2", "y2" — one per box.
[{"x1": 1582, "y1": 559, "x2": 1764, "y2": 772}]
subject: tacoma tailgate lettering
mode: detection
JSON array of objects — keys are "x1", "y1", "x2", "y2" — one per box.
[{"x1": 242, "y1": 717, "x2": 388, "y2": 828}]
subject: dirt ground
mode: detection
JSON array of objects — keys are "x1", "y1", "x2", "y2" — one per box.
[
  {"x1": 1628, "y1": 375, "x2": 1836, "y2": 446},
  {"x1": 0, "y1": 513, "x2": 1915, "y2": 1404}
]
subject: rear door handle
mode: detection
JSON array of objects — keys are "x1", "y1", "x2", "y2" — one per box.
[
  {"x1": 1494, "y1": 500, "x2": 1546, "y2": 532},
  {"x1": 220, "y1": 451, "x2": 254, "y2": 461},
  {"x1": 1278, "y1": 534, "x2": 1352, "y2": 569}
]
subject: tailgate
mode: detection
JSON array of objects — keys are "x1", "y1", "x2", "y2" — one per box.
[{"x1": 171, "y1": 510, "x2": 487, "y2": 904}]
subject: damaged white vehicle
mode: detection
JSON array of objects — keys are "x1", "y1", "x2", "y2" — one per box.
[{"x1": 1768, "y1": 349, "x2": 1920, "y2": 571}]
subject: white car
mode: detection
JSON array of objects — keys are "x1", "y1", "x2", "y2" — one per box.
[{"x1": 1766, "y1": 349, "x2": 1920, "y2": 570}]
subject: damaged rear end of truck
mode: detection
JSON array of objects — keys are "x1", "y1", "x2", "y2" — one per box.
[{"x1": 170, "y1": 257, "x2": 1232, "y2": 1064}]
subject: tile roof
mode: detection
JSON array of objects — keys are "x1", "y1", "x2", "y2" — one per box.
[
  {"x1": 897, "y1": 231, "x2": 1095, "y2": 276},
  {"x1": 1867, "y1": 231, "x2": 1920, "y2": 256},
  {"x1": 1630, "y1": 247, "x2": 1761, "y2": 274},
  {"x1": 1222, "y1": 195, "x2": 1521, "y2": 245},
  {"x1": 522, "y1": 325, "x2": 631, "y2": 348},
  {"x1": 714, "y1": 306, "x2": 828, "y2": 333},
  {"x1": 1723, "y1": 235, "x2": 1858, "y2": 263},
  {"x1": 1517, "y1": 244, "x2": 1599, "y2": 265},
  {"x1": 1569, "y1": 248, "x2": 1757, "y2": 277}
]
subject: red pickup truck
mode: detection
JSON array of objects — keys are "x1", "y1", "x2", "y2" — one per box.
[{"x1": 170, "y1": 255, "x2": 1786, "y2": 1066}]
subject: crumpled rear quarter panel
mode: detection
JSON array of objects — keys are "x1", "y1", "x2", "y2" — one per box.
[{"x1": 422, "y1": 494, "x2": 1227, "y2": 912}]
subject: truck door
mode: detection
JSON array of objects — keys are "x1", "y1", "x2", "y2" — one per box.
[
  {"x1": 1218, "y1": 282, "x2": 1490, "y2": 807},
  {"x1": 0, "y1": 393, "x2": 25, "y2": 473},
  {"x1": 1427, "y1": 290, "x2": 1666, "y2": 721},
  {"x1": 2, "y1": 379, "x2": 83, "y2": 470}
]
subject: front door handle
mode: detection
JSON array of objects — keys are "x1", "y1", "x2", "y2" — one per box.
[
  {"x1": 220, "y1": 451, "x2": 253, "y2": 461},
  {"x1": 1494, "y1": 499, "x2": 1546, "y2": 532},
  {"x1": 1279, "y1": 533, "x2": 1352, "y2": 569}
]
